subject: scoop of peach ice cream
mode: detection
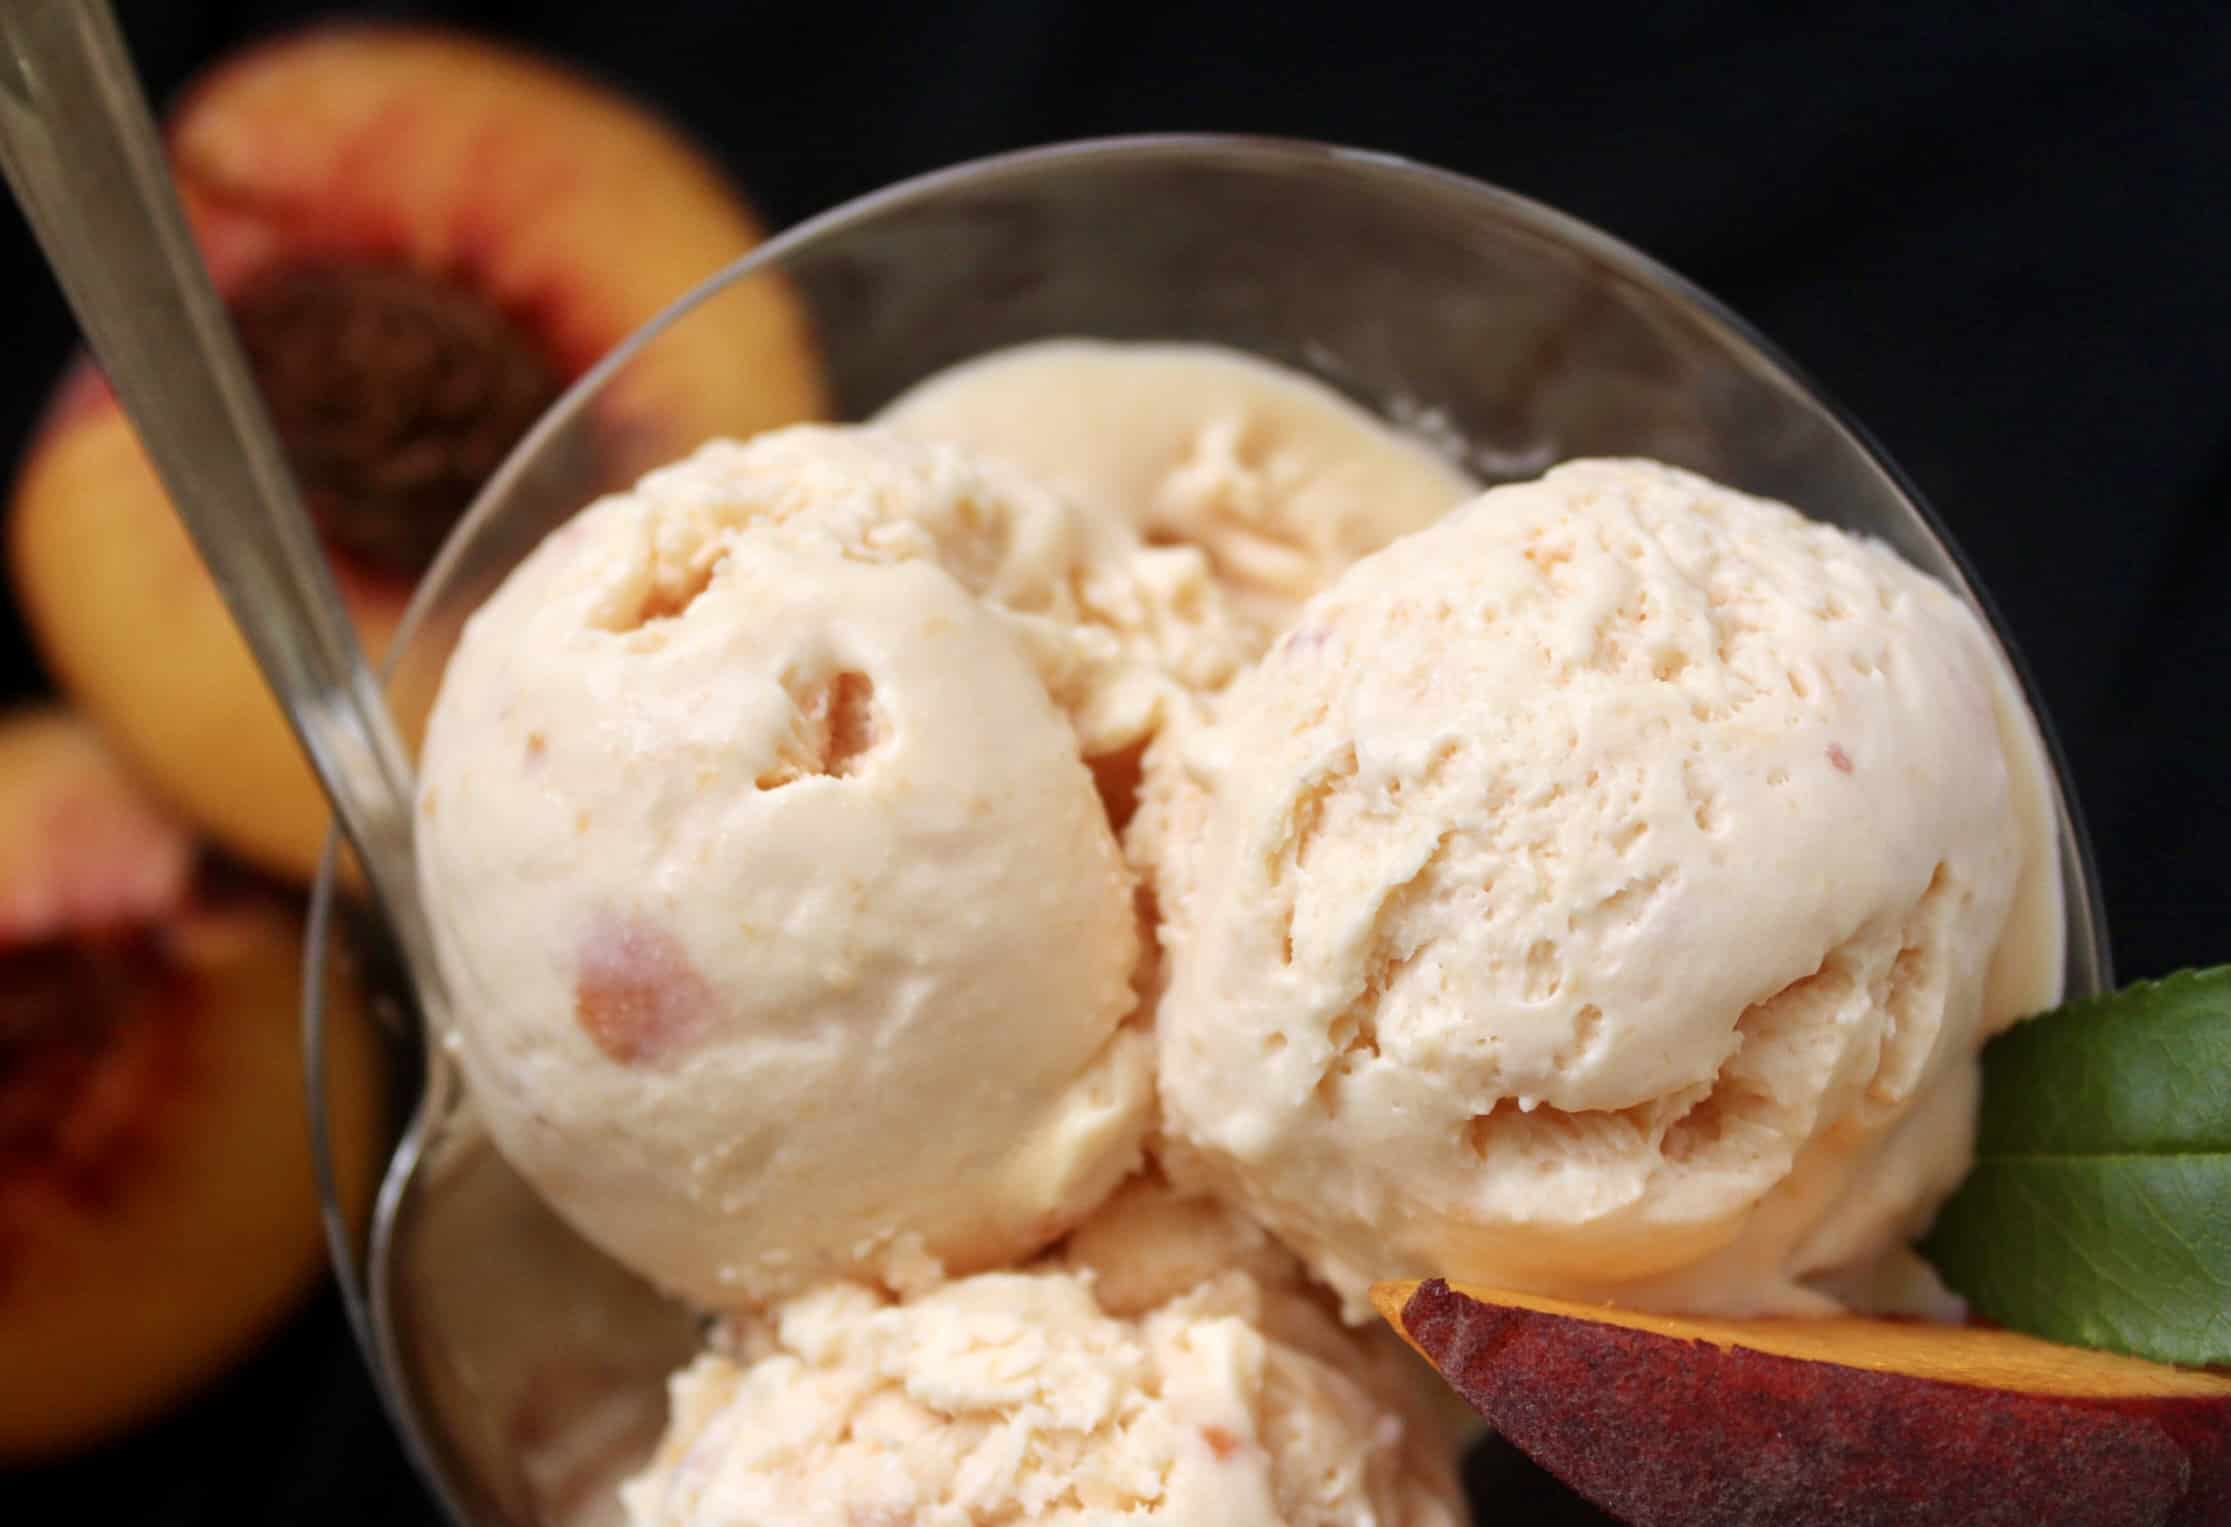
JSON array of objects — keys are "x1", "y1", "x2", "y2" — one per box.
[
  {"x1": 416, "y1": 427, "x2": 1246, "y2": 1308},
  {"x1": 619, "y1": 1179, "x2": 1464, "y2": 1527},
  {"x1": 879, "y1": 339, "x2": 1478, "y2": 636},
  {"x1": 1139, "y1": 458, "x2": 2065, "y2": 1320}
]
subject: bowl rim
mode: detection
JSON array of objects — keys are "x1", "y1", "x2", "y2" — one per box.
[{"x1": 302, "y1": 130, "x2": 2113, "y2": 1524}]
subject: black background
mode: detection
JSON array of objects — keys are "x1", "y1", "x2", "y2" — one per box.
[{"x1": 6, "y1": 2, "x2": 2228, "y2": 1521}]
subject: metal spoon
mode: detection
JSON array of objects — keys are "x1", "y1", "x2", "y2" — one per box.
[{"x1": 0, "y1": 6, "x2": 691, "y2": 1522}]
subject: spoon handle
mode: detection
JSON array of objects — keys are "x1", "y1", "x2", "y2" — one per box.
[{"x1": 0, "y1": 0, "x2": 439, "y2": 990}]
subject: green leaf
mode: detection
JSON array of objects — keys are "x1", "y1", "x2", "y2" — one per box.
[
  {"x1": 1920, "y1": 965, "x2": 2231, "y2": 1368},
  {"x1": 1970, "y1": 965, "x2": 2231, "y2": 1156}
]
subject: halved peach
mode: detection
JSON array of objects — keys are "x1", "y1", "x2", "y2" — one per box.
[
  {"x1": 0, "y1": 711, "x2": 386, "y2": 1458},
  {"x1": 8, "y1": 25, "x2": 824, "y2": 883}
]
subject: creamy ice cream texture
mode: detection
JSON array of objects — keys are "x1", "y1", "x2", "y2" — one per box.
[
  {"x1": 412, "y1": 338, "x2": 2079, "y2": 1522},
  {"x1": 620, "y1": 1179, "x2": 1463, "y2": 1527},
  {"x1": 1140, "y1": 458, "x2": 2066, "y2": 1319},
  {"x1": 415, "y1": 424, "x2": 1249, "y2": 1307},
  {"x1": 879, "y1": 339, "x2": 1479, "y2": 635}
]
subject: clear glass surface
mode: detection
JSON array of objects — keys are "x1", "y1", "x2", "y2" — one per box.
[{"x1": 306, "y1": 135, "x2": 2111, "y2": 1526}]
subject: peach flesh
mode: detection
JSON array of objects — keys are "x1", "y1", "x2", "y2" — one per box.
[{"x1": 0, "y1": 712, "x2": 385, "y2": 1457}]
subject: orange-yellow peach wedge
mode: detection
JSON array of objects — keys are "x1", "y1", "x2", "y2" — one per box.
[
  {"x1": 8, "y1": 25, "x2": 824, "y2": 885},
  {"x1": 1375, "y1": 1278, "x2": 2231, "y2": 1527},
  {"x1": 0, "y1": 710, "x2": 386, "y2": 1458}
]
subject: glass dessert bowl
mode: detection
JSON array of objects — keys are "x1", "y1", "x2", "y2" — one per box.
[{"x1": 304, "y1": 136, "x2": 2113, "y2": 1527}]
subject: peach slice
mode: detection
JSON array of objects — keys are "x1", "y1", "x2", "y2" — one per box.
[
  {"x1": 0, "y1": 710, "x2": 386, "y2": 1458},
  {"x1": 8, "y1": 24, "x2": 825, "y2": 884},
  {"x1": 1375, "y1": 1278, "x2": 2231, "y2": 1527}
]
